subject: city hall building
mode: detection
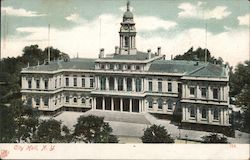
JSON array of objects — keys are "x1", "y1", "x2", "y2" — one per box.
[{"x1": 21, "y1": 3, "x2": 231, "y2": 133}]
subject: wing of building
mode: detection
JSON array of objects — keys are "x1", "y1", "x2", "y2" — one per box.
[{"x1": 21, "y1": 2, "x2": 231, "y2": 134}]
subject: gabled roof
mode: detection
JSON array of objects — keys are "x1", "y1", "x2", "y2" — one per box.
[
  {"x1": 22, "y1": 58, "x2": 96, "y2": 72},
  {"x1": 187, "y1": 63, "x2": 227, "y2": 77}
]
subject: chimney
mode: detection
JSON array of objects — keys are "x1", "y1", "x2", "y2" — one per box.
[
  {"x1": 157, "y1": 46, "x2": 161, "y2": 56},
  {"x1": 115, "y1": 46, "x2": 118, "y2": 54},
  {"x1": 147, "y1": 49, "x2": 151, "y2": 59},
  {"x1": 99, "y1": 48, "x2": 104, "y2": 58}
]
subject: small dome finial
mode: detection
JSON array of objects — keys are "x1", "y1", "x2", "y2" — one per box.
[{"x1": 127, "y1": 1, "x2": 130, "y2": 11}]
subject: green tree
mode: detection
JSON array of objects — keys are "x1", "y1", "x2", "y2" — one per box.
[
  {"x1": 0, "y1": 104, "x2": 16, "y2": 142},
  {"x1": 33, "y1": 119, "x2": 63, "y2": 143},
  {"x1": 73, "y1": 115, "x2": 118, "y2": 143},
  {"x1": 141, "y1": 124, "x2": 174, "y2": 143},
  {"x1": 201, "y1": 133, "x2": 228, "y2": 143}
]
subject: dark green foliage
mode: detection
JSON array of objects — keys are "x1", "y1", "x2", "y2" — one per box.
[
  {"x1": 0, "y1": 104, "x2": 16, "y2": 142},
  {"x1": 0, "y1": 44, "x2": 68, "y2": 104},
  {"x1": 141, "y1": 124, "x2": 174, "y2": 143},
  {"x1": 201, "y1": 133, "x2": 228, "y2": 143},
  {"x1": 174, "y1": 47, "x2": 224, "y2": 65},
  {"x1": 73, "y1": 115, "x2": 118, "y2": 143},
  {"x1": 33, "y1": 119, "x2": 63, "y2": 143}
]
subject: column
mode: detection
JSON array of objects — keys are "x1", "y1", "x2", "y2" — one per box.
[
  {"x1": 132, "y1": 78, "x2": 136, "y2": 92},
  {"x1": 93, "y1": 97, "x2": 96, "y2": 110},
  {"x1": 102, "y1": 97, "x2": 105, "y2": 110},
  {"x1": 139, "y1": 99, "x2": 141, "y2": 113},
  {"x1": 129, "y1": 99, "x2": 132, "y2": 112},
  {"x1": 120, "y1": 98, "x2": 123, "y2": 112},
  {"x1": 196, "y1": 107, "x2": 200, "y2": 122},
  {"x1": 106, "y1": 77, "x2": 109, "y2": 91},
  {"x1": 111, "y1": 97, "x2": 114, "y2": 111},
  {"x1": 123, "y1": 78, "x2": 127, "y2": 91},
  {"x1": 223, "y1": 108, "x2": 228, "y2": 125},
  {"x1": 114, "y1": 77, "x2": 118, "y2": 91},
  {"x1": 208, "y1": 108, "x2": 212, "y2": 123},
  {"x1": 220, "y1": 108, "x2": 224, "y2": 124},
  {"x1": 185, "y1": 106, "x2": 189, "y2": 120},
  {"x1": 98, "y1": 77, "x2": 101, "y2": 90},
  {"x1": 182, "y1": 106, "x2": 186, "y2": 121}
]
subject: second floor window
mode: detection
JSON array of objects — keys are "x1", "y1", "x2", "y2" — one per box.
[
  {"x1": 190, "y1": 87, "x2": 195, "y2": 95},
  {"x1": 28, "y1": 79, "x2": 32, "y2": 89},
  {"x1": 201, "y1": 87, "x2": 207, "y2": 98},
  {"x1": 158, "y1": 81, "x2": 162, "y2": 92},
  {"x1": 82, "y1": 78, "x2": 85, "y2": 87},
  {"x1": 90, "y1": 77, "x2": 94, "y2": 88},
  {"x1": 65, "y1": 77, "x2": 69, "y2": 87},
  {"x1": 118, "y1": 78, "x2": 123, "y2": 91},
  {"x1": 36, "y1": 79, "x2": 40, "y2": 89},
  {"x1": 168, "y1": 82, "x2": 172, "y2": 92},
  {"x1": 136, "y1": 78, "x2": 141, "y2": 92},
  {"x1": 44, "y1": 80, "x2": 48, "y2": 90},
  {"x1": 100, "y1": 77, "x2": 106, "y2": 90},
  {"x1": 148, "y1": 81, "x2": 152, "y2": 92},
  {"x1": 214, "y1": 108, "x2": 219, "y2": 120},
  {"x1": 201, "y1": 108, "x2": 207, "y2": 119},
  {"x1": 213, "y1": 88, "x2": 218, "y2": 99},
  {"x1": 190, "y1": 107, "x2": 195, "y2": 118},
  {"x1": 73, "y1": 77, "x2": 77, "y2": 87}
]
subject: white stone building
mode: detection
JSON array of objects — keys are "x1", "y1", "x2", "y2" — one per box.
[{"x1": 21, "y1": 2, "x2": 231, "y2": 132}]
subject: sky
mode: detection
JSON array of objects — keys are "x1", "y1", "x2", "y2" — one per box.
[{"x1": 1, "y1": 0, "x2": 249, "y2": 67}]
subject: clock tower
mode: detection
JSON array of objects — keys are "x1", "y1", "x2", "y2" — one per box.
[{"x1": 119, "y1": 1, "x2": 137, "y2": 55}]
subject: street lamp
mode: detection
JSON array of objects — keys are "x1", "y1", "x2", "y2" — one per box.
[{"x1": 185, "y1": 134, "x2": 188, "y2": 144}]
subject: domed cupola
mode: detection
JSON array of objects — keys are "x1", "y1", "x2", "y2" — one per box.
[{"x1": 123, "y1": 1, "x2": 134, "y2": 22}]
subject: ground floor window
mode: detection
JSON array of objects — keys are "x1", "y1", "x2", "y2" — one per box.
[
  {"x1": 213, "y1": 108, "x2": 219, "y2": 120},
  {"x1": 35, "y1": 98, "x2": 40, "y2": 106},
  {"x1": 82, "y1": 98, "x2": 86, "y2": 105},
  {"x1": 27, "y1": 97, "x2": 32, "y2": 106},
  {"x1": 44, "y1": 97, "x2": 49, "y2": 106},
  {"x1": 158, "y1": 99, "x2": 163, "y2": 109},
  {"x1": 65, "y1": 96, "x2": 69, "y2": 103},
  {"x1": 148, "y1": 99, "x2": 153, "y2": 109},
  {"x1": 201, "y1": 108, "x2": 207, "y2": 119},
  {"x1": 73, "y1": 97, "x2": 77, "y2": 103},
  {"x1": 168, "y1": 100, "x2": 173, "y2": 110},
  {"x1": 190, "y1": 107, "x2": 195, "y2": 118}
]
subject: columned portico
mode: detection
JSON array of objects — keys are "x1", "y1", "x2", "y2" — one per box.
[{"x1": 95, "y1": 96, "x2": 141, "y2": 113}]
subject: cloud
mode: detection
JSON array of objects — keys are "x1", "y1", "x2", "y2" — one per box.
[
  {"x1": 178, "y1": 2, "x2": 231, "y2": 20},
  {"x1": 237, "y1": 14, "x2": 249, "y2": 26},
  {"x1": 1, "y1": 13, "x2": 248, "y2": 67},
  {"x1": 65, "y1": 13, "x2": 86, "y2": 23},
  {"x1": 1, "y1": 6, "x2": 46, "y2": 17},
  {"x1": 136, "y1": 16, "x2": 177, "y2": 31}
]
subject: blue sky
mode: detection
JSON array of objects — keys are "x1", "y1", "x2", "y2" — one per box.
[{"x1": 1, "y1": 0, "x2": 249, "y2": 66}]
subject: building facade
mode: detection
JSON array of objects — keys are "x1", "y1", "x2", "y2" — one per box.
[{"x1": 21, "y1": 2, "x2": 231, "y2": 130}]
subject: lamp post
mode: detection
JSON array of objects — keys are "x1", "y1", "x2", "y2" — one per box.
[{"x1": 185, "y1": 134, "x2": 188, "y2": 144}]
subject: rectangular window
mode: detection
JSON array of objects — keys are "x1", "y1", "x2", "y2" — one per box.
[
  {"x1": 190, "y1": 107, "x2": 195, "y2": 118},
  {"x1": 110, "y1": 64, "x2": 114, "y2": 70},
  {"x1": 44, "y1": 80, "x2": 48, "y2": 90},
  {"x1": 168, "y1": 101, "x2": 173, "y2": 110},
  {"x1": 90, "y1": 77, "x2": 94, "y2": 88},
  {"x1": 148, "y1": 81, "x2": 152, "y2": 92},
  {"x1": 65, "y1": 96, "x2": 69, "y2": 103},
  {"x1": 55, "y1": 79, "x2": 57, "y2": 88},
  {"x1": 136, "y1": 78, "x2": 141, "y2": 92},
  {"x1": 158, "y1": 81, "x2": 162, "y2": 92},
  {"x1": 35, "y1": 98, "x2": 40, "y2": 106},
  {"x1": 213, "y1": 108, "x2": 219, "y2": 120},
  {"x1": 118, "y1": 78, "x2": 123, "y2": 91},
  {"x1": 28, "y1": 79, "x2": 32, "y2": 89},
  {"x1": 101, "y1": 77, "x2": 106, "y2": 90},
  {"x1": 148, "y1": 100, "x2": 153, "y2": 108},
  {"x1": 136, "y1": 65, "x2": 140, "y2": 70},
  {"x1": 44, "y1": 98, "x2": 49, "y2": 106},
  {"x1": 82, "y1": 78, "x2": 85, "y2": 87},
  {"x1": 168, "y1": 82, "x2": 172, "y2": 92},
  {"x1": 202, "y1": 109, "x2": 207, "y2": 119},
  {"x1": 73, "y1": 76, "x2": 77, "y2": 87},
  {"x1": 201, "y1": 87, "x2": 207, "y2": 98},
  {"x1": 65, "y1": 77, "x2": 69, "y2": 87},
  {"x1": 36, "y1": 79, "x2": 40, "y2": 89},
  {"x1": 158, "y1": 99, "x2": 163, "y2": 109},
  {"x1": 190, "y1": 87, "x2": 195, "y2": 95},
  {"x1": 213, "y1": 88, "x2": 218, "y2": 99}
]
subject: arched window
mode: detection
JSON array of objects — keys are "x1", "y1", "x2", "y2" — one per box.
[
  {"x1": 202, "y1": 108, "x2": 207, "y2": 119},
  {"x1": 158, "y1": 99, "x2": 163, "y2": 109},
  {"x1": 125, "y1": 36, "x2": 129, "y2": 47},
  {"x1": 82, "y1": 98, "x2": 86, "y2": 105},
  {"x1": 190, "y1": 106, "x2": 195, "y2": 118},
  {"x1": 168, "y1": 100, "x2": 173, "y2": 110},
  {"x1": 214, "y1": 108, "x2": 219, "y2": 120},
  {"x1": 148, "y1": 98, "x2": 153, "y2": 109}
]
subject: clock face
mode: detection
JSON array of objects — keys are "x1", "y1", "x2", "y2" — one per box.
[{"x1": 124, "y1": 25, "x2": 129, "y2": 30}]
